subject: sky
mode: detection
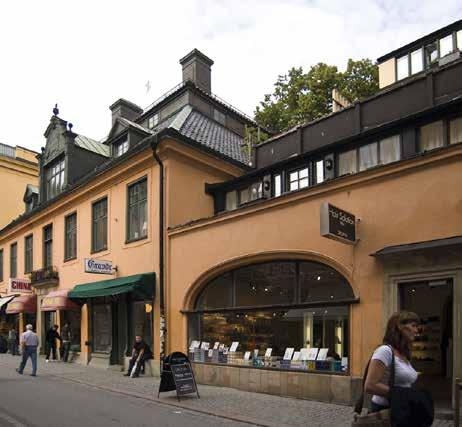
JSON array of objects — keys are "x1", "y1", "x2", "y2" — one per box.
[{"x1": 0, "y1": 0, "x2": 461, "y2": 153}]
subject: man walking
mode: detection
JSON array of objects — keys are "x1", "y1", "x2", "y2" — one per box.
[
  {"x1": 16, "y1": 324, "x2": 39, "y2": 376},
  {"x1": 45, "y1": 324, "x2": 62, "y2": 362},
  {"x1": 60, "y1": 322, "x2": 72, "y2": 362}
]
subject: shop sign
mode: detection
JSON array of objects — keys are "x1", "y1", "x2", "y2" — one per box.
[
  {"x1": 320, "y1": 202, "x2": 356, "y2": 244},
  {"x1": 8, "y1": 278, "x2": 32, "y2": 294},
  {"x1": 84, "y1": 258, "x2": 114, "y2": 275}
]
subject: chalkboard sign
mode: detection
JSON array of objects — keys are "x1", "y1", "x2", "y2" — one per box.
[{"x1": 171, "y1": 363, "x2": 200, "y2": 400}]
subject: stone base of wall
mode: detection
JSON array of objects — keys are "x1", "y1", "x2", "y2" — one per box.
[
  {"x1": 192, "y1": 363, "x2": 359, "y2": 405},
  {"x1": 122, "y1": 357, "x2": 161, "y2": 377}
]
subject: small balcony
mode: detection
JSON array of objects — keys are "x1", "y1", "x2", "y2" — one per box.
[{"x1": 30, "y1": 266, "x2": 59, "y2": 288}]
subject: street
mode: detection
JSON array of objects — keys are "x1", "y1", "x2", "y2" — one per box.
[{"x1": 0, "y1": 361, "x2": 249, "y2": 427}]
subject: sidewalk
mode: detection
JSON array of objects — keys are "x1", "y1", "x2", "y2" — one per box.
[{"x1": 0, "y1": 354, "x2": 452, "y2": 427}]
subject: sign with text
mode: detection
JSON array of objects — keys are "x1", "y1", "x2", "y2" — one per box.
[
  {"x1": 170, "y1": 363, "x2": 199, "y2": 398},
  {"x1": 320, "y1": 203, "x2": 356, "y2": 244},
  {"x1": 84, "y1": 258, "x2": 114, "y2": 275},
  {"x1": 8, "y1": 278, "x2": 32, "y2": 294}
]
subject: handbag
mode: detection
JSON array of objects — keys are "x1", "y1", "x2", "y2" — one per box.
[{"x1": 351, "y1": 346, "x2": 395, "y2": 427}]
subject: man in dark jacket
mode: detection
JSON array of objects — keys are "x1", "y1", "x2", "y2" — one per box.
[
  {"x1": 45, "y1": 325, "x2": 62, "y2": 362},
  {"x1": 124, "y1": 336, "x2": 153, "y2": 378}
]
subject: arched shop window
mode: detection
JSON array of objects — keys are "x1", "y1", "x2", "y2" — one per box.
[{"x1": 189, "y1": 261, "x2": 355, "y2": 373}]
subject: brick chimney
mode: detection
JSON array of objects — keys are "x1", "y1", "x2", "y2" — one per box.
[
  {"x1": 179, "y1": 49, "x2": 214, "y2": 93},
  {"x1": 109, "y1": 98, "x2": 143, "y2": 126}
]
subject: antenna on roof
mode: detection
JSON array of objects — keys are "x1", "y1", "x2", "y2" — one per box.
[{"x1": 53, "y1": 104, "x2": 59, "y2": 116}]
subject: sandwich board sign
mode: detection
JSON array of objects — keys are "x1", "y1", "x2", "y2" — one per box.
[{"x1": 170, "y1": 363, "x2": 200, "y2": 401}]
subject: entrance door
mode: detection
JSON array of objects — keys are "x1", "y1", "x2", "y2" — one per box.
[
  {"x1": 92, "y1": 303, "x2": 112, "y2": 354},
  {"x1": 399, "y1": 279, "x2": 453, "y2": 406}
]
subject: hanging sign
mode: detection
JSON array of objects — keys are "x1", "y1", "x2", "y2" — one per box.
[
  {"x1": 8, "y1": 278, "x2": 32, "y2": 294},
  {"x1": 84, "y1": 258, "x2": 114, "y2": 275},
  {"x1": 320, "y1": 202, "x2": 356, "y2": 244}
]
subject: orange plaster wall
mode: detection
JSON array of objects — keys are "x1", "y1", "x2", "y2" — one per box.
[{"x1": 166, "y1": 147, "x2": 462, "y2": 376}]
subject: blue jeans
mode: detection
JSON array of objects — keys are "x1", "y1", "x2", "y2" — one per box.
[
  {"x1": 370, "y1": 401, "x2": 389, "y2": 413},
  {"x1": 18, "y1": 346, "x2": 37, "y2": 375}
]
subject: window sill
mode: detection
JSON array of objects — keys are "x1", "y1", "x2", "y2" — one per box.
[
  {"x1": 64, "y1": 256, "x2": 77, "y2": 263},
  {"x1": 90, "y1": 248, "x2": 109, "y2": 255},
  {"x1": 125, "y1": 235, "x2": 148, "y2": 245}
]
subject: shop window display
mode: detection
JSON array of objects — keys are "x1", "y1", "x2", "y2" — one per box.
[{"x1": 190, "y1": 261, "x2": 354, "y2": 374}]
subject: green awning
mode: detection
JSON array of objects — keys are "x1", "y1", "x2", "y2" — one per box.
[{"x1": 68, "y1": 273, "x2": 155, "y2": 299}]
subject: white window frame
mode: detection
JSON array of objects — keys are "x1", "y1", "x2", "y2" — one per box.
[
  {"x1": 288, "y1": 167, "x2": 309, "y2": 192},
  {"x1": 338, "y1": 149, "x2": 357, "y2": 176},
  {"x1": 114, "y1": 139, "x2": 129, "y2": 157},
  {"x1": 410, "y1": 48, "x2": 423, "y2": 74},
  {"x1": 397, "y1": 55, "x2": 409, "y2": 80},
  {"x1": 148, "y1": 114, "x2": 159, "y2": 129},
  {"x1": 439, "y1": 34, "x2": 454, "y2": 58}
]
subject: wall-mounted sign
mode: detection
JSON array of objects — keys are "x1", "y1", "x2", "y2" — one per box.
[
  {"x1": 8, "y1": 278, "x2": 32, "y2": 294},
  {"x1": 84, "y1": 258, "x2": 114, "y2": 275},
  {"x1": 320, "y1": 202, "x2": 356, "y2": 244}
]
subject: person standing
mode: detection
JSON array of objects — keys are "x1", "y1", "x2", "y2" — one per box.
[
  {"x1": 8, "y1": 328, "x2": 18, "y2": 355},
  {"x1": 45, "y1": 324, "x2": 62, "y2": 362},
  {"x1": 16, "y1": 324, "x2": 39, "y2": 376},
  {"x1": 60, "y1": 322, "x2": 72, "y2": 362}
]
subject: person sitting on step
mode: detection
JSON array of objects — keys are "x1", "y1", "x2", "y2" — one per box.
[{"x1": 124, "y1": 335, "x2": 153, "y2": 378}]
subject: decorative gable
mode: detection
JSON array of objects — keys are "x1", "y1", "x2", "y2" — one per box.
[{"x1": 43, "y1": 116, "x2": 69, "y2": 166}]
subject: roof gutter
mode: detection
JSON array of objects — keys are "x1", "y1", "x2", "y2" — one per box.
[{"x1": 150, "y1": 134, "x2": 166, "y2": 370}]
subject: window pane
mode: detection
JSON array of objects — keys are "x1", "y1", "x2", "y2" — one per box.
[
  {"x1": 359, "y1": 143, "x2": 378, "y2": 171},
  {"x1": 397, "y1": 55, "x2": 409, "y2": 80},
  {"x1": 338, "y1": 149, "x2": 357, "y2": 176},
  {"x1": 192, "y1": 307, "x2": 349, "y2": 361},
  {"x1": 316, "y1": 160, "x2": 324, "y2": 184},
  {"x1": 458, "y1": 31, "x2": 462, "y2": 50},
  {"x1": 235, "y1": 262, "x2": 296, "y2": 307},
  {"x1": 449, "y1": 117, "x2": 462, "y2": 145},
  {"x1": 239, "y1": 189, "x2": 249, "y2": 205},
  {"x1": 196, "y1": 273, "x2": 233, "y2": 310},
  {"x1": 274, "y1": 175, "x2": 282, "y2": 197},
  {"x1": 420, "y1": 121, "x2": 444, "y2": 151},
  {"x1": 380, "y1": 135, "x2": 401, "y2": 164},
  {"x1": 410, "y1": 49, "x2": 423, "y2": 74},
  {"x1": 299, "y1": 178, "x2": 309, "y2": 188},
  {"x1": 226, "y1": 191, "x2": 237, "y2": 210},
  {"x1": 299, "y1": 262, "x2": 354, "y2": 303},
  {"x1": 249, "y1": 182, "x2": 262, "y2": 201},
  {"x1": 439, "y1": 34, "x2": 453, "y2": 57},
  {"x1": 299, "y1": 168, "x2": 308, "y2": 179},
  {"x1": 289, "y1": 172, "x2": 298, "y2": 182}
]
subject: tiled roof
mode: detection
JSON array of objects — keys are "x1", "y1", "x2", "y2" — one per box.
[
  {"x1": 75, "y1": 135, "x2": 110, "y2": 157},
  {"x1": 178, "y1": 109, "x2": 249, "y2": 165}
]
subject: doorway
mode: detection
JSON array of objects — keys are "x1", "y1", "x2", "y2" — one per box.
[{"x1": 399, "y1": 279, "x2": 453, "y2": 406}]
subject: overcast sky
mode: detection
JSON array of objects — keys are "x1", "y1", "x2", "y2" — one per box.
[{"x1": 1, "y1": 1, "x2": 461, "y2": 152}]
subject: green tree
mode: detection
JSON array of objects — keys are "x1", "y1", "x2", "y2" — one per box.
[{"x1": 254, "y1": 59, "x2": 378, "y2": 134}]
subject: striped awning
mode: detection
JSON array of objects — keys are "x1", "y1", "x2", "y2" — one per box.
[
  {"x1": 6, "y1": 295, "x2": 37, "y2": 314},
  {"x1": 41, "y1": 290, "x2": 80, "y2": 312}
]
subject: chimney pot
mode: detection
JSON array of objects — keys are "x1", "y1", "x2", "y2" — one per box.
[
  {"x1": 179, "y1": 49, "x2": 214, "y2": 93},
  {"x1": 109, "y1": 98, "x2": 143, "y2": 126}
]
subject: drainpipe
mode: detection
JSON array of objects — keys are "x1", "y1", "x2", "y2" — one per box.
[{"x1": 151, "y1": 135, "x2": 166, "y2": 371}]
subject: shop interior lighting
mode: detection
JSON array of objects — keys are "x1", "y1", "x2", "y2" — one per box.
[{"x1": 317, "y1": 276, "x2": 321, "y2": 281}]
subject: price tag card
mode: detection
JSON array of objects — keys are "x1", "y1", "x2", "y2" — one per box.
[
  {"x1": 300, "y1": 348, "x2": 309, "y2": 361},
  {"x1": 189, "y1": 340, "x2": 200, "y2": 350},
  {"x1": 244, "y1": 351, "x2": 251, "y2": 360},
  {"x1": 317, "y1": 348, "x2": 329, "y2": 361},
  {"x1": 229, "y1": 342, "x2": 239, "y2": 352},
  {"x1": 292, "y1": 351, "x2": 301, "y2": 361},
  {"x1": 213, "y1": 342, "x2": 220, "y2": 350},
  {"x1": 264, "y1": 348, "x2": 272, "y2": 358},
  {"x1": 283, "y1": 347, "x2": 295, "y2": 360},
  {"x1": 208, "y1": 349, "x2": 214, "y2": 358},
  {"x1": 341, "y1": 357, "x2": 348, "y2": 368},
  {"x1": 200, "y1": 342, "x2": 210, "y2": 350},
  {"x1": 307, "y1": 348, "x2": 319, "y2": 361}
]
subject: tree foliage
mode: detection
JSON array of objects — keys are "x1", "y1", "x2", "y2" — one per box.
[{"x1": 254, "y1": 59, "x2": 378, "y2": 134}]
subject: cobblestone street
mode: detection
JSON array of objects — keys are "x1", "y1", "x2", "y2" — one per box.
[{"x1": 0, "y1": 355, "x2": 454, "y2": 426}]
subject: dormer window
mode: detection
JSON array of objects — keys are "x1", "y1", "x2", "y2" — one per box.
[
  {"x1": 46, "y1": 157, "x2": 65, "y2": 199},
  {"x1": 148, "y1": 114, "x2": 159, "y2": 129},
  {"x1": 114, "y1": 139, "x2": 129, "y2": 157}
]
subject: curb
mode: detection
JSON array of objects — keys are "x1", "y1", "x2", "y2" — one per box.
[{"x1": 49, "y1": 373, "x2": 291, "y2": 427}]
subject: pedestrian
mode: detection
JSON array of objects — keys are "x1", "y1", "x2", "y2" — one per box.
[
  {"x1": 361, "y1": 311, "x2": 433, "y2": 426},
  {"x1": 60, "y1": 322, "x2": 72, "y2": 362},
  {"x1": 124, "y1": 335, "x2": 153, "y2": 378},
  {"x1": 8, "y1": 328, "x2": 18, "y2": 355},
  {"x1": 16, "y1": 324, "x2": 39, "y2": 376},
  {"x1": 45, "y1": 324, "x2": 62, "y2": 362}
]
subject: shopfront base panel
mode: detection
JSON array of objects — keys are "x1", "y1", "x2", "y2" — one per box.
[{"x1": 192, "y1": 363, "x2": 356, "y2": 405}]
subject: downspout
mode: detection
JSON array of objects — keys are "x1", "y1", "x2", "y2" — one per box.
[{"x1": 151, "y1": 135, "x2": 166, "y2": 371}]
